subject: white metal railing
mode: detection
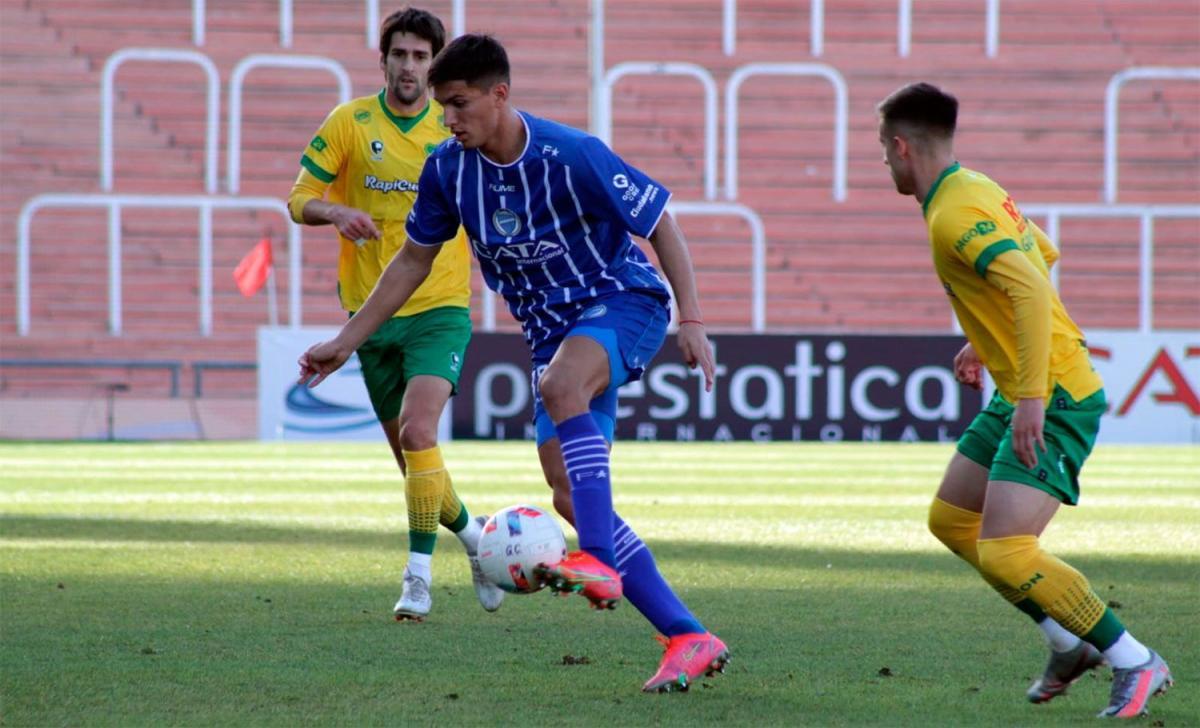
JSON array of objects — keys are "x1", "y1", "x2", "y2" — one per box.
[
  {"x1": 367, "y1": 0, "x2": 466, "y2": 47},
  {"x1": 599, "y1": 62, "x2": 719, "y2": 201},
  {"x1": 192, "y1": 0, "x2": 205, "y2": 45},
  {"x1": 190, "y1": 0, "x2": 465, "y2": 48},
  {"x1": 725, "y1": 63, "x2": 847, "y2": 202},
  {"x1": 227, "y1": 54, "x2": 352, "y2": 195},
  {"x1": 668, "y1": 201, "x2": 767, "y2": 331},
  {"x1": 899, "y1": 0, "x2": 1000, "y2": 58},
  {"x1": 16, "y1": 194, "x2": 303, "y2": 336},
  {"x1": 102, "y1": 48, "x2": 219, "y2": 194},
  {"x1": 589, "y1": 0, "x2": 605, "y2": 136},
  {"x1": 366, "y1": 0, "x2": 378, "y2": 48},
  {"x1": 811, "y1": 0, "x2": 826, "y2": 57},
  {"x1": 1104, "y1": 67, "x2": 1200, "y2": 203},
  {"x1": 1021, "y1": 204, "x2": 1200, "y2": 333},
  {"x1": 723, "y1": 0, "x2": 736, "y2": 55}
]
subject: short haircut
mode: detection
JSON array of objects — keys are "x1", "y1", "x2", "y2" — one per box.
[
  {"x1": 428, "y1": 33, "x2": 511, "y2": 90},
  {"x1": 379, "y1": 7, "x2": 446, "y2": 58},
  {"x1": 877, "y1": 82, "x2": 958, "y2": 139}
]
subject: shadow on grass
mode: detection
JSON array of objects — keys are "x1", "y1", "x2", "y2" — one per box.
[{"x1": 3, "y1": 514, "x2": 1196, "y2": 588}]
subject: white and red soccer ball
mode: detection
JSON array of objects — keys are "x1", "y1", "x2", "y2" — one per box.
[{"x1": 476, "y1": 505, "x2": 567, "y2": 594}]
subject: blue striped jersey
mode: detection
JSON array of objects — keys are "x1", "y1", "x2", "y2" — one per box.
[{"x1": 405, "y1": 110, "x2": 672, "y2": 353}]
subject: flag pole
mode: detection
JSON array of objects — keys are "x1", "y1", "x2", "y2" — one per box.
[{"x1": 266, "y1": 268, "x2": 279, "y2": 327}]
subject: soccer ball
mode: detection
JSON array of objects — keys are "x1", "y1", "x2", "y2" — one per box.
[{"x1": 476, "y1": 505, "x2": 567, "y2": 594}]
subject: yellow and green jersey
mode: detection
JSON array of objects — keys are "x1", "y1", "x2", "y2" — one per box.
[
  {"x1": 923, "y1": 163, "x2": 1102, "y2": 404},
  {"x1": 288, "y1": 90, "x2": 469, "y2": 316}
]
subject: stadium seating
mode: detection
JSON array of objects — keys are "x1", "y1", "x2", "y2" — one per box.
[{"x1": 1, "y1": 0, "x2": 1197, "y2": 401}]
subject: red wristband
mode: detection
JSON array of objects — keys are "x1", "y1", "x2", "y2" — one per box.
[{"x1": 678, "y1": 319, "x2": 704, "y2": 326}]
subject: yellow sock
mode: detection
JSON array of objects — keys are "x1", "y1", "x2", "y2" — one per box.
[
  {"x1": 928, "y1": 498, "x2": 1032, "y2": 609},
  {"x1": 439, "y1": 473, "x2": 468, "y2": 530},
  {"x1": 403, "y1": 446, "x2": 447, "y2": 555},
  {"x1": 976, "y1": 535, "x2": 1109, "y2": 636}
]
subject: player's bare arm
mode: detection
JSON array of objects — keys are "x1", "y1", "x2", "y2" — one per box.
[
  {"x1": 1010, "y1": 398, "x2": 1047, "y2": 469},
  {"x1": 647, "y1": 213, "x2": 716, "y2": 391},
  {"x1": 298, "y1": 240, "x2": 442, "y2": 386},
  {"x1": 300, "y1": 199, "x2": 381, "y2": 242}
]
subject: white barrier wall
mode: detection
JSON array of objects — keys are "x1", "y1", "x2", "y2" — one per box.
[{"x1": 258, "y1": 327, "x2": 379, "y2": 440}]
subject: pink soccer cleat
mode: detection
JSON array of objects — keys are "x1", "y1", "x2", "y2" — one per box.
[
  {"x1": 535, "y1": 550, "x2": 622, "y2": 610},
  {"x1": 642, "y1": 632, "x2": 730, "y2": 693}
]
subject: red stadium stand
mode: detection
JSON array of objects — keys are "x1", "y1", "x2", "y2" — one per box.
[{"x1": 1, "y1": 0, "x2": 1197, "y2": 405}]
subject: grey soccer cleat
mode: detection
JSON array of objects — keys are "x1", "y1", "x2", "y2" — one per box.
[
  {"x1": 393, "y1": 566, "x2": 431, "y2": 621},
  {"x1": 468, "y1": 516, "x2": 505, "y2": 612},
  {"x1": 1098, "y1": 650, "x2": 1173, "y2": 718},
  {"x1": 1026, "y1": 641, "x2": 1105, "y2": 703}
]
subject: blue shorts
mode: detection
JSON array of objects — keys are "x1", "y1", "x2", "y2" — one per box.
[{"x1": 531, "y1": 292, "x2": 669, "y2": 446}]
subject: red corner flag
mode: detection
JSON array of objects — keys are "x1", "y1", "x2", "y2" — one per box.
[{"x1": 233, "y1": 236, "x2": 273, "y2": 297}]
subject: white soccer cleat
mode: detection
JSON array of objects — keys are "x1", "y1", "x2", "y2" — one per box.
[
  {"x1": 393, "y1": 566, "x2": 431, "y2": 621},
  {"x1": 468, "y1": 515, "x2": 505, "y2": 612}
]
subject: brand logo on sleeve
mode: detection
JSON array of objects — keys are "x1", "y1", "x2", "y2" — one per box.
[
  {"x1": 612, "y1": 174, "x2": 629, "y2": 189},
  {"x1": 629, "y1": 184, "x2": 659, "y2": 218},
  {"x1": 954, "y1": 220, "x2": 997, "y2": 252},
  {"x1": 354, "y1": 110, "x2": 371, "y2": 123},
  {"x1": 309, "y1": 135, "x2": 327, "y2": 152}
]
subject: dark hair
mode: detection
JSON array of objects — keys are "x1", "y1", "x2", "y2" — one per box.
[
  {"x1": 877, "y1": 82, "x2": 958, "y2": 138},
  {"x1": 379, "y1": 7, "x2": 446, "y2": 59},
  {"x1": 428, "y1": 33, "x2": 511, "y2": 90}
]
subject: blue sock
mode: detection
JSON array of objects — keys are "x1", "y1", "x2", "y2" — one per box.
[
  {"x1": 614, "y1": 513, "x2": 705, "y2": 637},
  {"x1": 557, "y1": 413, "x2": 615, "y2": 568}
]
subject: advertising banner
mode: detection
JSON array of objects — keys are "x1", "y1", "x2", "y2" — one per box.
[
  {"x1": 1085, "y1": 331, "x2": 1200, "y2": 444},
  {"x1": 258, "y1": 329, "x2": 1199, "y2": 443},
  {"x1": 457, "y1": 333, "x2": 981, "y2": 443}
]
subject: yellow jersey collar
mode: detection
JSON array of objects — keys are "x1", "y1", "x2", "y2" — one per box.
[
  {"x1": 377, "y1": 89, "x2": 431, "y2": 134},
  {"x1": 922, "y1": 161, "x2": 960, "y2": 218}
]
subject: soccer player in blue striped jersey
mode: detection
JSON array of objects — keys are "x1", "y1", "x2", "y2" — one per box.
[{"x1": 299, "y1": 34, "x2": 729, "y2": 693}]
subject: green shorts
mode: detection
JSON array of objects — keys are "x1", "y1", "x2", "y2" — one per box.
[
  {"x1": 352, "y1": 306, "x2": 471, "y2": 422},
  {"x1": 956, "y1": 385, "x2": 1106, "y2": 505}
]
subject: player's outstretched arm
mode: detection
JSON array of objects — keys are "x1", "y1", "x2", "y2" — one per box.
[
  {"x1": 647, "y1": 213, "x2": 716, "y2": 391},
  {"x1": 297, "y1": 240, "x2": 442, "y2": 387}
]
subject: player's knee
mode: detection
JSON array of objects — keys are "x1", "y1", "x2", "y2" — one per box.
[
  {"x1": 927, "y1": 497, "x2": 978, "y2": 551},
  {"x1": 397, "y1": 418, "x2": 438, "y2": 452},
  {"x1": 976, "y1": 535, "x2": 1039, "y2": 587},
  {"x1": 537, "y1": 367, "x2": 586, "y2": 416}
]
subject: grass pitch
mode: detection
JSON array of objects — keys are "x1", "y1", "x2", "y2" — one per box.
[{"x1": 2, "y1": 441, "x2": 1197, "y2": 726}]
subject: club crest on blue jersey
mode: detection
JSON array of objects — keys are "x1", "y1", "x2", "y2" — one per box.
[{"x1": 492, "y1": 208, "x2": 522, "y2": 237}]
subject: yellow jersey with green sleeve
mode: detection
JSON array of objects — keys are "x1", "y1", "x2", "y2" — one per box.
[
  {"x1": 923, "y1": 163, "x2": 1102, "y2": 404},
  {"x1": 288, "y1": 90, "x2": 469, "y2": 316}
]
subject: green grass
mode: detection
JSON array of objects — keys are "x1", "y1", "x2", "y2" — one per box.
[{"x1": 2, "y1": 441, "x2": 1197, "y2": 726}]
